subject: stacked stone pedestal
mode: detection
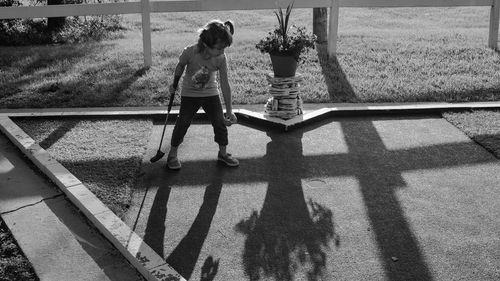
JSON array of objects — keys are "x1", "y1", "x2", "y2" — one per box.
[{"x1": 264, "y1": 73, "x2": 304, "y2": 120}]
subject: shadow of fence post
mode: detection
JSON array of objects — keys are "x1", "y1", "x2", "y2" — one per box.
[{"x1": 316, "y1": 44, "x2": 358, "y2": 103}]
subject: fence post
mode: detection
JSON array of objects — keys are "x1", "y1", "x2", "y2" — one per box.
[
  {"x1": 313, "y1": 8, "x2": 328, "y2": 44},
  {"x1": 489, "y1": 0, "x2": 500, "y2": 50},
  {"x1": 327, "y1": 0, "x2": 340, "y2": 57},
  {"x1": 141, "y1": 0, "x2": 152, "y2": 67}
]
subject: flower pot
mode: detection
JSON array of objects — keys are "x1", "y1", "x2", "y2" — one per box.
[{"x1": 270, "y1": 54, "x2": 298, "y2": 78}]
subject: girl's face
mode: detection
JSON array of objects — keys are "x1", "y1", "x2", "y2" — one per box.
[{"x1": 206, "y1": 41, "x2": 226, "y2": 58}]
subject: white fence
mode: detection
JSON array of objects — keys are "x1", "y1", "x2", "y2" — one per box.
[{"x1": 1, "y1": 0, "x2": 499, "y2": 67}]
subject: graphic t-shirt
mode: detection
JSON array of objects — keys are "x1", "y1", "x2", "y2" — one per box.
[{"x1": 178, "y1": 44, "x2": 226, "y2": 97}]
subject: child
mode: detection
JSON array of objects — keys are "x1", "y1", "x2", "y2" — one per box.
[{"x1": 166, "y1": 19, "x2": 239, "y2": 170}]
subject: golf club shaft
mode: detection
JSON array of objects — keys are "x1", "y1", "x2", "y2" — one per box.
[{"x1": 157, "y1": 90, "x2": 177, "y2": 151}]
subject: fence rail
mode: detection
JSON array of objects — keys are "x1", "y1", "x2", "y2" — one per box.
[
  {"x1": 1, "y1": 0, "x2": 495, "y2": 18},
  {"x1": 1, "y1": 0, "x2": 499, "y2": 66}
]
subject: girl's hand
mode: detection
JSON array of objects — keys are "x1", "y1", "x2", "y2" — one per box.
[
  {"x1": 169, "y1": 84, "x2": 177, "y2": 94},
  {"x1": 226, "y1": 112, "x2": 237, "y2": 126}
]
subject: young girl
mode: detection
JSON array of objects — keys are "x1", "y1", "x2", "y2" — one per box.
[{"x1": 166, "y1": 19, "x2": 238, "y2": 170}]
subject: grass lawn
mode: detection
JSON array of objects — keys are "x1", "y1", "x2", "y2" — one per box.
[
  {"x1": 1, "y1": 7, "x2": 500, "y2": 108},
  {"x1": 13, "y1": 117, "x2": 153, "y2": 217},
  {"x1": 443, "y1": 109, "x2": 500, "y2": 158},
  {"x1": 0, "y1": 217, "x2": 38, "y2": 281}
]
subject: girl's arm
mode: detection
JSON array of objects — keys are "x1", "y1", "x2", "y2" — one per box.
[
  {"x1": 171, "y1": 63, "x2": 186, "y2": 92},
  {"x1": 218, "y1": 55, "x2": 235, "y2": 121}
]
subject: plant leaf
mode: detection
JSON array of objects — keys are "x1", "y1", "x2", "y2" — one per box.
[
  {"x1": 274, "y1": 11, "x2": 283, "y2": 34},
  {"x1": 278, "y1": 5, "x2": 285, "y2": 35},
  {"x1": 284, "y1": 1, "x2": 294, "y2": 34}
]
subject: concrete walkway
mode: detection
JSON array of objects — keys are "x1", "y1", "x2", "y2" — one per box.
[
  {"x1": 0, "y1": 133, "x2": 144, "y2": 281},
  {"x1": 124, "y1": 114, "x2": 500, "y2": 281}
]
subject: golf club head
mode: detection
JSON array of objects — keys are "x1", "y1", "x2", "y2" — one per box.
[{"x1": 150, "y1": 150, "x2": 165, "y2": 163}]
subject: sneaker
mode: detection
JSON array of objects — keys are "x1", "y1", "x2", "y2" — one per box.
[
  {"x1": 166, "y1": 156, "x2": 181, "y2": 170},
  {"x1": 217, "y1": 152, "x2": 239, "y2": 167}
]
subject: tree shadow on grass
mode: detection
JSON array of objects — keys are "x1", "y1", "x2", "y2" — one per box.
[
  {"x1": 0, "y1": 43, "x2": 148, "y2": 108},
  {"x1": 0, "y1": 43, "x2": 98, "y2": 74},
  {"x1": 315, "y1": 44, "x2": 358, "y2": 103},
  {"x1": 0, "y1": 44, "x2": 101, "y2": 104},
  {"x1": 39, "y1": 63, "x2": 148, "y2": 108}
]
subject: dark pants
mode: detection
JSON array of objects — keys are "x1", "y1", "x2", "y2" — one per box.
[{"x1": 171, "y1": 95, "x2": 228, "y2": 147}]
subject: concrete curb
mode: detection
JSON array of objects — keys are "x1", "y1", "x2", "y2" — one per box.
[{"x1": 0, "y1": 116, "x2": 186, "y2": 281}]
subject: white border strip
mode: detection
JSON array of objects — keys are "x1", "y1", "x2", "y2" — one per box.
[
  {"x1": 0, "y1": 116, "x2": 186, "y2": 281},
  {"x1": 1, "y1": 102, "x2": 499, "y2": 117},
  {"x1": 3, "y1": 102, "x2": 500, "y2": 132}
]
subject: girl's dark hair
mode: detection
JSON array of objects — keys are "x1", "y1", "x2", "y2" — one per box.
[{"x1": 197, "y1": 19, "x2": 234, "y2": 52}]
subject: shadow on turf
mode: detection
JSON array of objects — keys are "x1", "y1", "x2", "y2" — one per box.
[
  {"x1": 0, "y1": 44, "x2": 97, "y2": 106},
  {"x1": 132, "y1": 115, "x2": 499, "y2": 280},
  {"x1": 0, "y1": 44, "x2": 149, "y2": 108},
  {"x1": 13, "y1": 117, "x2": 80, "y2": 150},
  {"x1": 316, "y1": 44, "x2": 358, "y2": 103},
  {"x1": 138, "y1": 121, "x2": 341, "y2": 280},
  {"x1": 200, "y1": 256, "x2": 219, "y2": 281},
  {"x1": 138, "y1": 118, "x2": 438, "y2": 280},
  {"x1": 140, "y1": 163, "x2": 225, "y2": 280},
  {"x1": 233, "y1": 128, "x2": 339, "y2": 281},
  {"x1": 470, "y1": 133, "x2": 500, "y2": 159},
  {"x1": 315, "y1": 44, "x2": 500, "y2": 103},
  {"x1": 164, "y1": 168, "x2": 223, "y2": 280}
]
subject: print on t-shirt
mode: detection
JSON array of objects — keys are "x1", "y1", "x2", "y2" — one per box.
[{"x1": 192, "y1": 65, "x2": 210, "y2": 89}]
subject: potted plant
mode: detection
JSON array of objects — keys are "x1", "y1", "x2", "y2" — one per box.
[{"x1": 255, "y1": 1, "x2": 317, "y2": 77}]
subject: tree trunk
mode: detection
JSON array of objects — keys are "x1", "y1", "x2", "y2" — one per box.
[
  {"x1": 47, "y1": 0, "x2": 65, "y2": 32},
  {"x1": 313, "y1": 8, "x2": 328, "y2": 44}
]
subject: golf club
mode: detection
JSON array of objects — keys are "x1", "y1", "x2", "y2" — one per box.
[{"x1": 150, "y1": 89, "x2": 176, "y2": 163}]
